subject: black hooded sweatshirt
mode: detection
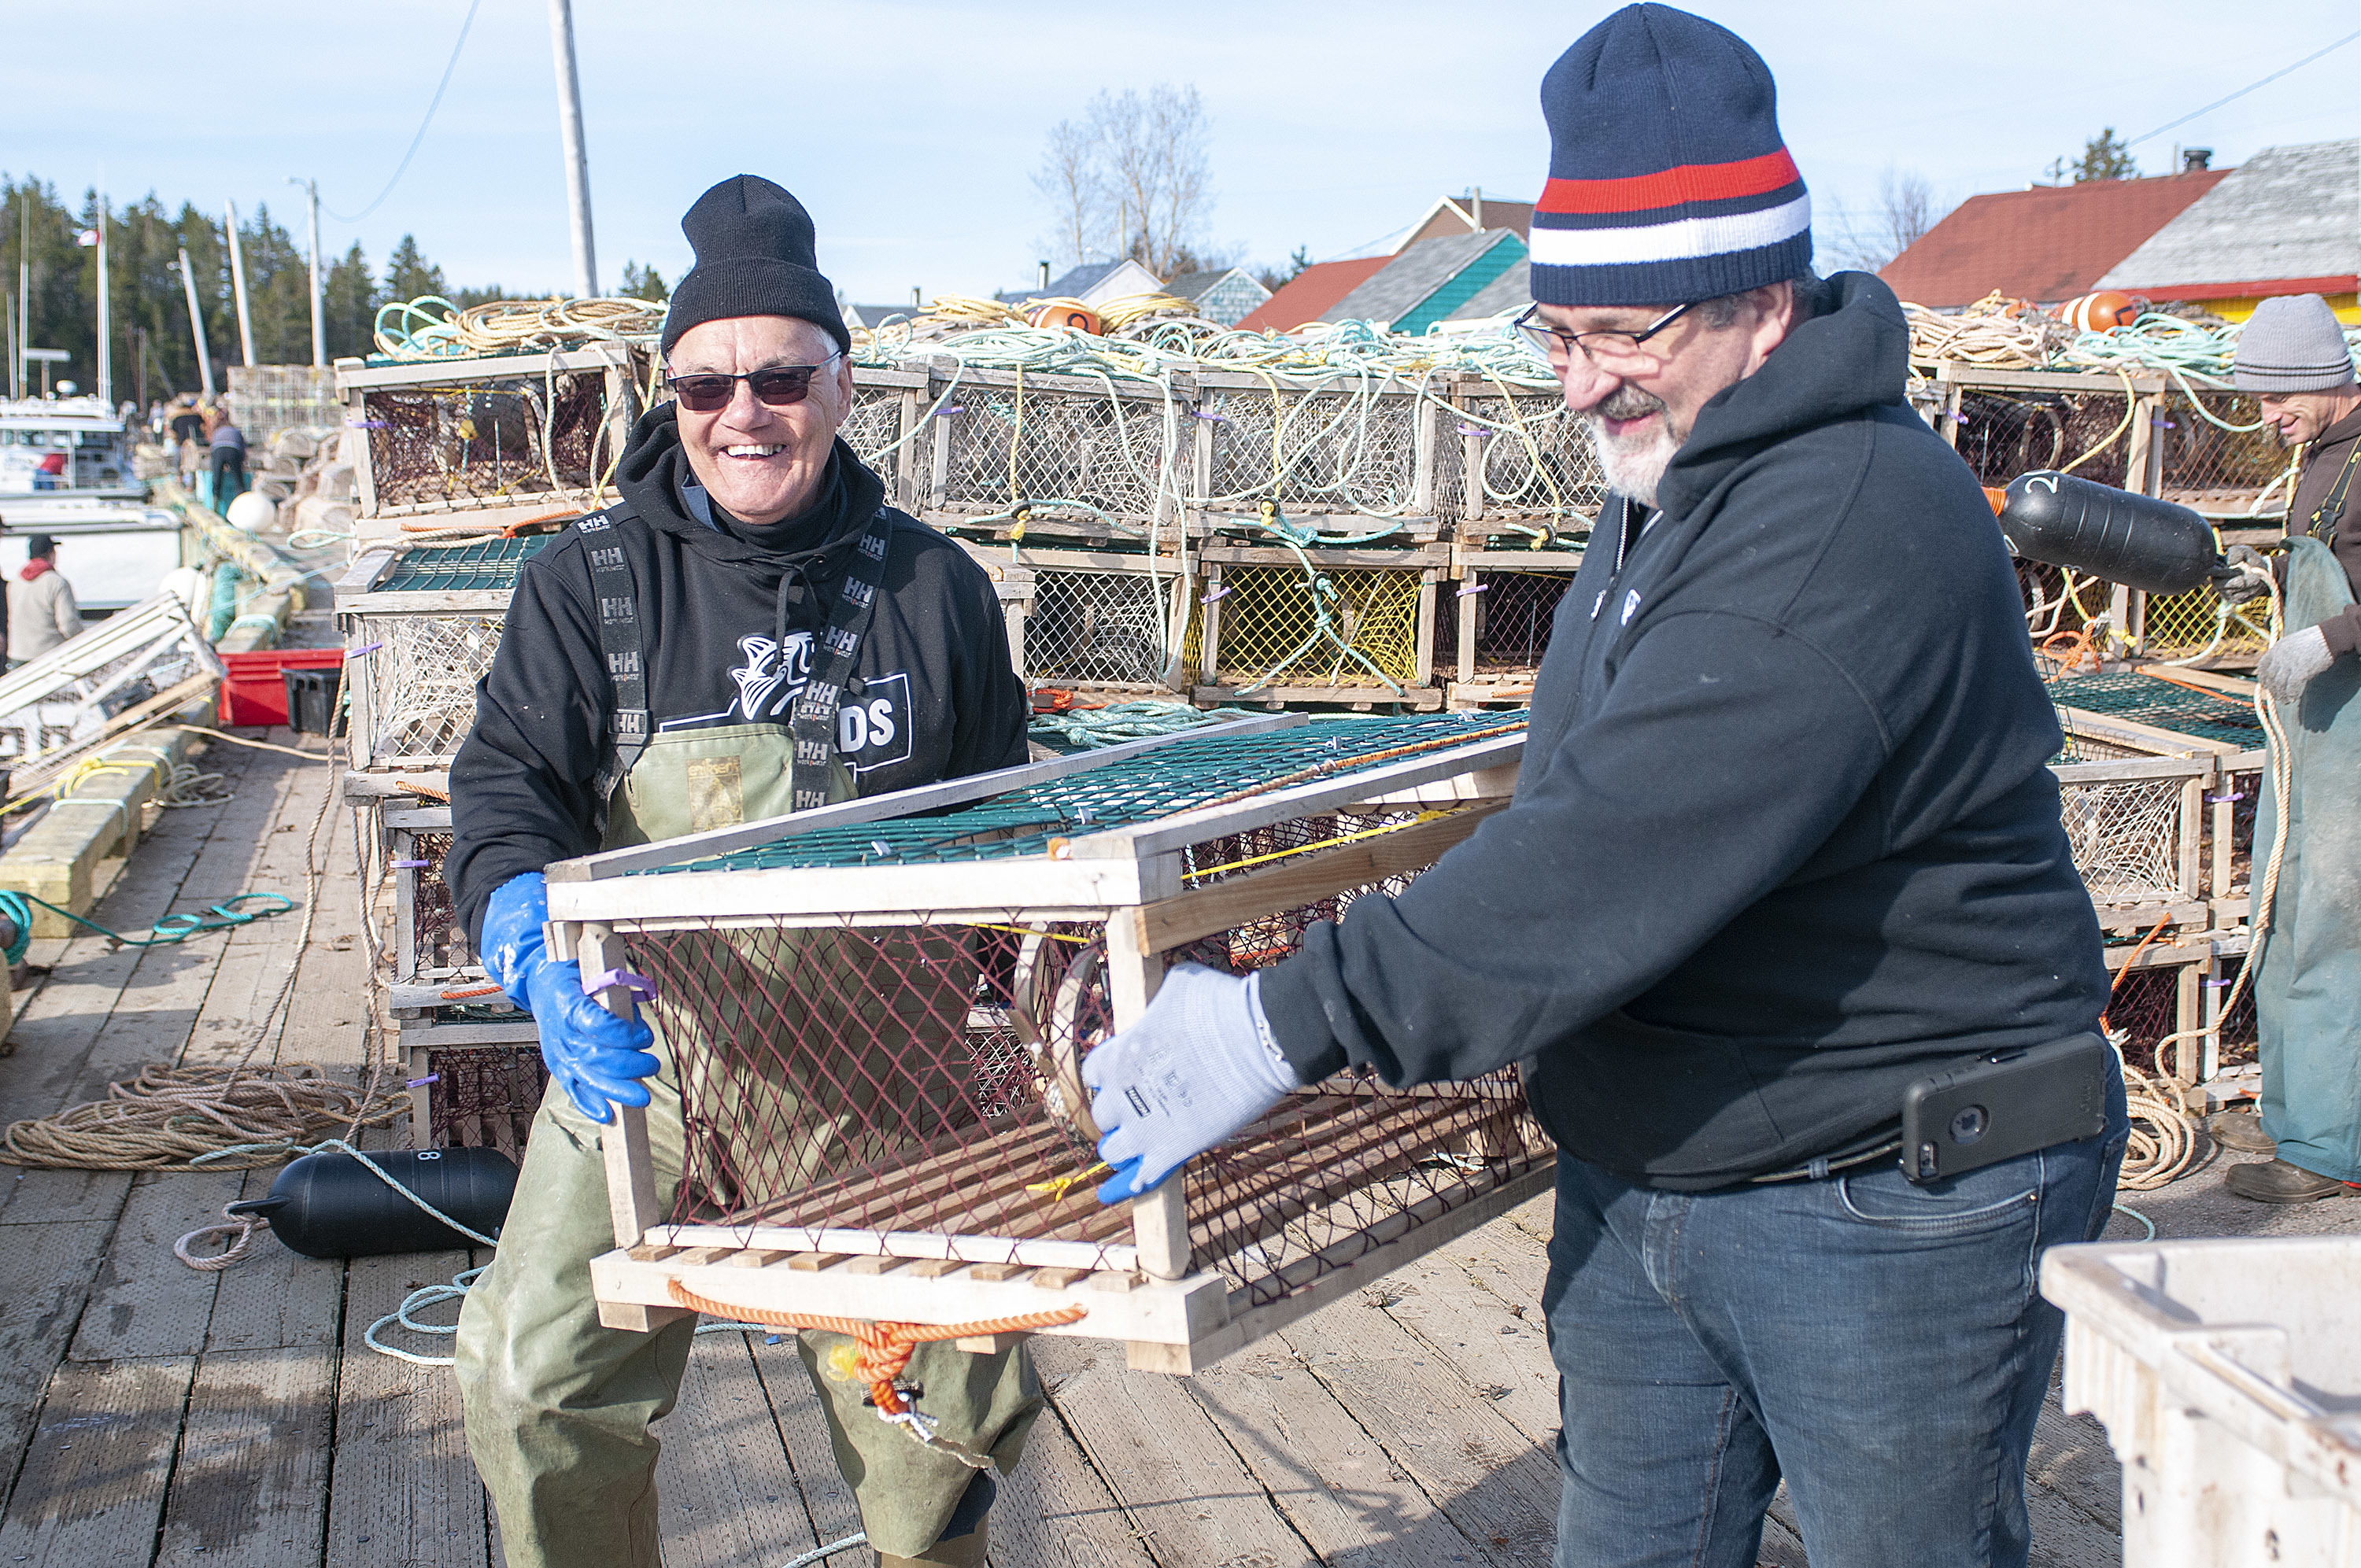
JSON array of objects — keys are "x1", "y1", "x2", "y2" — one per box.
[
  {"x1": 446, "y1": 407, "x2": 1027, "y2": 946},
  {"x1": 1257, "y1": 273, "x2": 2110, "y2": 1190}
]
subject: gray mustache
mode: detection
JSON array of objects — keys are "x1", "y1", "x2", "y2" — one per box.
[{"x1": 1587, "y1": 385, "x2": 1668, "y2": 423}]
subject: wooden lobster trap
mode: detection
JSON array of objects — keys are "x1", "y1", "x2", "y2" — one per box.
[
  {"x1": 917, "y1": 365, "x2": 1191, "y2": 548},
  {"x1": 1438, "y1": 373, "x2": 1603, "y2": 548},
  {"x1": 337, "y1": 342, "x2": 649, "y2": 531},
  {"x1": 1191, "y1": 370, "x2": 1441, "y2": 544},
  {"x1": 1188, "y1": 544, "x2": 1444, "y2": 710},
  {"x1": 1438, "y1": 548, "x2": 1582, "y2": 709},
  {"x1": 548, "y1": 712, "x2": 1546, "y2": 1371},
  {"x1": 968, "y1": 544, "x2": 1192, "y2": 694},
  {"x1": 334, "y1": 534, "x2": 554, "y2": 770}
]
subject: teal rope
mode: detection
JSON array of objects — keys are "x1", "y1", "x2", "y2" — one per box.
[{"x1": 0, "y1": 889, "x2": 293, "y2": 949}]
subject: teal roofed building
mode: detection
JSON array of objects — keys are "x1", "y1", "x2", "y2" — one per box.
[{"x1": 1321, "y1": 229, "x2": 1528, "y2": 334}]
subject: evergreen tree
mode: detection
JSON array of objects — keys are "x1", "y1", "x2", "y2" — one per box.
[
  {"x1": 323, "y1": 242, "x2": 379, "y2": 360},
  {"x1": 383, "y1": 234, "x2": 447, "y2": 306},
  {"x1": 2073, "y1": 129, "x2": 2137, "y2": 183},
  {"x1": 619, "y1": 260, "x2": 667, "y2": 301}
]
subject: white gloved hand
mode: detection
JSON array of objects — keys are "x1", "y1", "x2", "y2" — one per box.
[
  {"x1": 1083, "y1": 966, "x2": 1301, "y2": 1203},
  {"x1": 2256, "y1": 624, "x2": 2336, "y2": 703}
]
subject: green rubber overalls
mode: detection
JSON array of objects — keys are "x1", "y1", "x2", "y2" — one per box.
[
  {"x1": 2251, "y1": 535, "x2": 2361, "y2": 1184},
  {"x1": 454, "y1": 506, "x2": 1040, "y2": 1568}
]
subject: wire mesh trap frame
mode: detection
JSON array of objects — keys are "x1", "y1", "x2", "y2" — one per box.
[
  {"x1": 551, "y1": 713, "x2": 1541, "y2": 1368},
  {"x1": 1190, "y1": 548, "x2": 1442, "y2": 707},
  {"x1": 1436, "y1": 556, "x2": 1580, "y2": 690},
  {"x1": 338, "y1": 343, "x2": 648, "y2": 520},
  {"x1": 334, "y1": 538, "x2": 550, "y2": 769},
  {"x1": 1015, "y1": 557, "x2": 1193, "y2": 689},
  {"x1": 918, "y1": 365, "x2": 1192, "y2": 544},
  {"x1": 1440, "y1": 380, "x2": 1606, "y2": 540}
]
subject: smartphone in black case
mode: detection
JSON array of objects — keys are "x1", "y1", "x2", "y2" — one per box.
[{"x1": 1901, "y1": 1034, "x2": 2110, "y2": 1185}]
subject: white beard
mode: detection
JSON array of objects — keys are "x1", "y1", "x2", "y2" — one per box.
[{"x1": 1583, "y1": 416, "x2": 1679, "y2": 510}]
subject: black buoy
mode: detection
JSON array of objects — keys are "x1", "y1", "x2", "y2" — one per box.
[
  {"x1": 1997, "y1": 470, "x2": 2224, "y2": 596},
  {"x1": 227, "y1": 1146, "x2": 519, "y2": 1258}
]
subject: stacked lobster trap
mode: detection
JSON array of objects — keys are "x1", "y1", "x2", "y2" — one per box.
[{"x1": 545, "y1": 711, "x2": 1546, "y2": 1367}]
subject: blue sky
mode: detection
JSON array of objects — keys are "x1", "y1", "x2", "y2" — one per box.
[{"x1": 11, "y1": 1, "x2": 2357, "y2": 305}]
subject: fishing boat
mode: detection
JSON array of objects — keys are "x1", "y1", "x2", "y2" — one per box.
[{"x1": 0, "y1": 393, "x2": 141, "y2": 500}]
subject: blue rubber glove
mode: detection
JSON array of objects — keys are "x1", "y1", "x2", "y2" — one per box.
[
  {"x1": 2256, "y1": 624, "x2": 2336, "y2": 704},
  {"x1": 480, "y1": 871, "x2": 659, "y2": 1124},
  {"x1": 1084, "y1": 965, "x2": 1301, "y2": 1204}
]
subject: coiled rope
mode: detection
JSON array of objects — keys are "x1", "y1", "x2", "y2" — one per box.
[
  {"x1": 2, "y1": 1064, "x2": 403, "y2": 1171},
  {"x1": 371, "y1": 296, "x2": 667, "y2": 360}
]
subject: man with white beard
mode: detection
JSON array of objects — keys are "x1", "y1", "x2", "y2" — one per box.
[{"x1": 1081, "y1": 7, "x2": 2127, "y2": 1565}]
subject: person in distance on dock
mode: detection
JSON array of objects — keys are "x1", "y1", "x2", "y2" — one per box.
[
  {"x1": 9, "y1": 536, "x2": 80, "y2": 666},
  {"x1": 2211, "y1": 293, "x2": 2361, "y2": 1204},
  {"x1": 1084, "y1": 9, "x2": 2126, "y2": 1568},
  {"x1": 445, "y1": 175, "x2": 1033, "y2": 1568}
]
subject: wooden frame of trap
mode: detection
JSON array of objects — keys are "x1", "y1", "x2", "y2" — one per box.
[{"x1": 545, "y1": 717, "x2": 1542, "y2": 1372}]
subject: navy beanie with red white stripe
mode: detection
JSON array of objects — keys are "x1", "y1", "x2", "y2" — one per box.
[{"x1": 1531, "y1": 5, "x2": 1811, "y2": 307}]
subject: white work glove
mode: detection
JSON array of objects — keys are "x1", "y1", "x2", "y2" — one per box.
[
  {"x1": 1084, "y1": 965, "x2": 1301, "y2": 1204},
  {"x1": 2256, "y1": 624, "x2": 2337, "y2": 704}
]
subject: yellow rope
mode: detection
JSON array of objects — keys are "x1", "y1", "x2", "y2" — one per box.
[{"x1": 1180, "y1": 809, "x2": 1454, "y2": 883}]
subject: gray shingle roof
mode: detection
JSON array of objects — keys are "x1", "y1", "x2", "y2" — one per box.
[
  {"x1": 1445, "y1": 259, "x2": 1532, "y2": 322},
  {"x1": 1321, "y1": 230, "x2": 1517, "y2": 326},
  {"x1": 2099, "y1": 139, "x2": 2359, "y2": 290}
]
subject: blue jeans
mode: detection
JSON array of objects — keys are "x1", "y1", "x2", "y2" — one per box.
[{"x1": 1543, "y1": 1101, "x2": 2126, "y2": 1568}]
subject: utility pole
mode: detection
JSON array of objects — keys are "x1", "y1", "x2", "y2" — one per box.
[
  {"x1": 224, "y1": 200, "x2": 257, "y2": 367},
  {"x1": 176, "y1": 247, "x2": 216, "y2": 399},
  {"x1": 17, "y1": 200, "x2": 29, "y2": 401},
  {"x1": 547, "y1": 0, "x2": 598, "y2": 299},
  {"x1": 289, "y1": 177, "x2": 323, "y2": 367}
]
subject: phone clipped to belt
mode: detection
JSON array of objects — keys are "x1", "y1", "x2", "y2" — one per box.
[{"x1": 1901, "y1": 1033, "x2": 2111, "y2": 1185}]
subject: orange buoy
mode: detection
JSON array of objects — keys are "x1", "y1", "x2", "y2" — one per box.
[
  {"x1": 1028, "y1": 301, "x2": 1102, "y2": 334},
  {"x1": 2056, "y1": 292, "x2": 2140, "y2": 332}
]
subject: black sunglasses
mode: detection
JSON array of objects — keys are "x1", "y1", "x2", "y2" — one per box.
[{"x1": 665, "y1": 351, "x2": 844, "y2": 413}]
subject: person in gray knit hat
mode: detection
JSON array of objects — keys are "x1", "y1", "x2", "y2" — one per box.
[{"x1": 2211, "y1": 291, "x2": 2361, "y2": 1204}]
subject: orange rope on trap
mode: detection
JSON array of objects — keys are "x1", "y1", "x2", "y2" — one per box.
[
  {"x1": 396, "y1": 780, "x2": 451, "y2": 803},
  {"x1": 440, "y1": 984, "x2": 504, "y2": 1001},
  {"x1": 663, "y1": 1280, "x2": 1085, "y2": 1415}
]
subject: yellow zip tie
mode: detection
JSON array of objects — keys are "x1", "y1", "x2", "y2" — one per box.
[{"x1": 1025, "y1": 1161, "x2": 1109, "y2": 1200}]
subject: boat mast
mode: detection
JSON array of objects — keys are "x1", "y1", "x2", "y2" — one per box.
[
  {"x1": 289, "y1": 177, "x2": 323, "y2": 368},
  {"x1": 94, "y1": 188, "x2": 111, "y2": 410}
]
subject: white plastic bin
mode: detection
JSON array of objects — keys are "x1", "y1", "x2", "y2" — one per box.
[{"x1": 2041, "y1": 1239, "x2": 2361, "y2": 1566}]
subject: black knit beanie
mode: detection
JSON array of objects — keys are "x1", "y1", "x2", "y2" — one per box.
[{"x1": 659, "y1": 175, "x2": 850, "y2": 356}]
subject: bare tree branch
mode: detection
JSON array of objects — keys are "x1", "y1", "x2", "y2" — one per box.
[
  {"x1": 1819, "y1": 165, "x2": 1945, "y2": 274},
  {"x1": 1031, "y1": 118, "x2": 1107, "y2": 271},
  {"x1": 1032, "y1": 83, "x2": 1214, "y2": 279}
]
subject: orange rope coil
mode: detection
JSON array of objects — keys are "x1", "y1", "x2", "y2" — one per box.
[{"x1": 663, "y1": 1279, "x2": 1085, "y2": 1415}]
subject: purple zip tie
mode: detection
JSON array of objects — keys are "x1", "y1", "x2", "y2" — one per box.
[
  {"x1": 2204, "y1": 978, "x2": 2234, "y2": 987},
  {"x1": 582, "y1": 968, "x2": 656, "y2": 1002},
  {"x1": 933, "y1": 404, "x2": 964, "y2": 417},
  {"x1": 2208, "y1": 791, "x2": 2245, "y2": 803},
  {"x1": 346, "y1": 641, "x2": 384, "y2": 659},
  {"x1": 407, "y1": 1073, "x2": 441, "y2": 1087},
  {"x1": 1201, "y1": 585, "x2": 1231, "y2": 604},
  {"x1": 390, "y1": 858, "x2": 428, "y2": 869},
  {"x1": 1456, "y1": 424, "x2": 1489, "y2": 437},
  {"x1": 1193, "y1": 411, "x2": 1228, "y2": 422},
  {"x1": 1458, "y1": 581, "x2": 1490, "y2": 598}
]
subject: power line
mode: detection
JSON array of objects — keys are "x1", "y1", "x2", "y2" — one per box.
[
  {"x1": 323, "y1": 0, "x2": 485, "y2": 223},
  {"x1": 2124, "y1": 31, "x2": 2359, "y2": 147}
]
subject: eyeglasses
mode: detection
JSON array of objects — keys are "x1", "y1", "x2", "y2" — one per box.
[
  {"x1": 664, "y1": 351, "x2": 844, "y2": 412},
  {"x1": 1514, "y1": 302, "x2": 1693, "y2": 371}
]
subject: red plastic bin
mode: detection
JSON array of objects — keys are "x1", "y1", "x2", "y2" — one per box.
[{"x1": 220, "y1": 648, "x2": 345, "y2": 728}]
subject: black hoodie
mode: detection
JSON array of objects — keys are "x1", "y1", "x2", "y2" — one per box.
[
  {"x1": 1257, "y1": 273, "x2": 2110, "y2": 1189},
  {"x1": 446, "y1": 407, "x2": 1027, "y2": 945}
]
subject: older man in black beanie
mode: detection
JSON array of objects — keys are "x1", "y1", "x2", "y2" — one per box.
[{"x1": 446, "y1": 175, "x2": 1031, "y2": 1568}]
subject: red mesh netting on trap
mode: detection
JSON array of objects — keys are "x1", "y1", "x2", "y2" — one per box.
[{"x1": 624, "y1": 808, "x2": 1550, "y2": 1307}]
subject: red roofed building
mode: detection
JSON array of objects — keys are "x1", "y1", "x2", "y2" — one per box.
[
  {"x1": 1237, "y1": 256, "x2": 1391, "y2": 333},
  {"x1": 1879, "y1": 169, "x2": 2228, "y2": 308}
]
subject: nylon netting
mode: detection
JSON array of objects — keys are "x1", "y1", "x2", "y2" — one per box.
[
  {"x1": 1210, "y1": 566, "x2": 1424, "y2": 691},
  {"x1": 644, "y1": 713, "x2": 1525, "y2": 876},
  {"x1": 1434, "y1": 569, "x2": 1576, "y2": 679},
  {"x1": 932, "y1": 375, "x2": 1179, "y2": 535},
  {"x1": 1025, "y1": 568, "x2": 1175, "y2": 685},
  {"x1": 1949, "y1": 386, "x2": 2137, "y2": 490},
  {"x1": 2155, "y1": 390, "x2": 2296, "y2": 520},
  {"x1": 360, "y1": 371, "x2": 613, "y2": 511},
  {"x1": 353, "y1": 614, "x2": 502, "y2": 762},
  {"x1": 1199, "y1": 381, "x2": 1422, "y2": 518},
  {"x1": 422, "y1": 1045, "x2": 547, "y2": 1157},
  {"x1": 2044, "y1": 672, "x2": 2263, "y2": 749},
  {"x1": 2104, "y1": 962, "x2": 2185, "y2": 1079},
  {"x1": 2137, "y1": 581, "x2": 2271, "y2": 662},
  {"x1": 2057, "y1": 774, "x2": 2188, "y2": 906},
  {"x1": 627, "y1": 805, "x2": 1547, "y2": 1304},
  {"x1": 375, "y1": 534, "x2": 554, "y2": 593},
  {"x1": 839, "y1": 382, "x2": 907, "y2": 493},
  {"x1": 1445, "y1": 392, "x2": 1606, "y2": 532}
]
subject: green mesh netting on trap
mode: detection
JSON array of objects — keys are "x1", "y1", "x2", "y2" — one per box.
[
  {"x1": 2045, "y1": 671, "x2": 2263, "y2": 750},
  {"x1": 642, "y1": 710, "x2": 1528, "y2": 876},
  {"x1": 376, "y1": 533, "x2": 559, "y2": 594}
]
